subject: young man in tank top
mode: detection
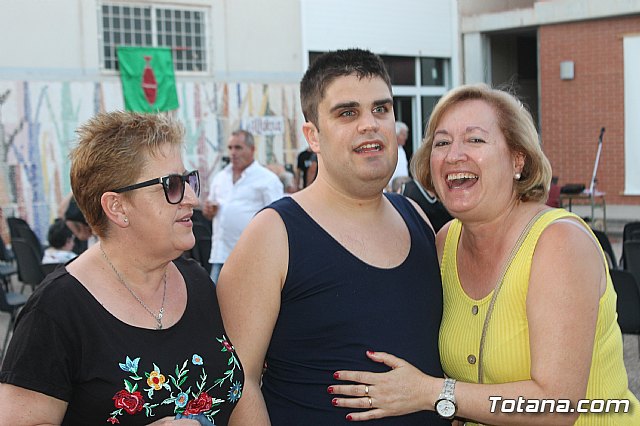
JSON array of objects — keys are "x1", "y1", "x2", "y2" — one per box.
[{"x1": 217, "y1": 49, "x2": 448, "y2": 425}]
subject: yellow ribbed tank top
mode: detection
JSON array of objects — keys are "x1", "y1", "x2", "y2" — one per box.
[{"x1": 439, "y1": 209, "x2": 639, "y2": 424}]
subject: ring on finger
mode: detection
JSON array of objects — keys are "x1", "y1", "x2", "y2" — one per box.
[
  {"x1": 364, "y1": 385, "x2": 369, "y2": 396},
  {"x1": 368, "y1": 396, "x2": 373, "y2": 408}
]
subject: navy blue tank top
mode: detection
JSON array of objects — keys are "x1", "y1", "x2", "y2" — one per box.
[{"x1": 262, "y1": 194, "x2": 448, "y2": 425}]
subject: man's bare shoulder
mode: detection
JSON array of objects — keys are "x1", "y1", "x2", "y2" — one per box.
[{"x1": 249, "y1": 205, "x2": 287, "y2": 234}]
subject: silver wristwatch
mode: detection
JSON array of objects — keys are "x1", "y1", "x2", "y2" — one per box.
[{"x1": 435, "y1": 378, "x2": 457, "y2": 419}]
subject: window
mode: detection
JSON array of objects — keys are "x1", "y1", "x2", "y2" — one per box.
[
  {"x1": 100, "y1": 3, "x2": 207, "y2": 72},
  {"x1": 380, "y1": 56, "x2": 415, "y2": 86},
  {"x1": 420, "y1": 58, "x2": 445, "y2": 86},
  {"x1": 421, "y1": 96, "x2": 441, "y2": 134}
]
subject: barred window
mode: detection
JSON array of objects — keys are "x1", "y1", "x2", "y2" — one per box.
[{"x1": 101, "y1": 3, "x2": 207, "y2": 72}]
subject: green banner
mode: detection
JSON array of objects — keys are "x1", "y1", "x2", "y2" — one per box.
[{"x1": 117, "y1": 46, "x2": 179, "y2": 112}]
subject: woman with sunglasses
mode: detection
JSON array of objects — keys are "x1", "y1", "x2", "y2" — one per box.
[{"x1": 0, "y1": 111, "x2": 244, "y2": 425}]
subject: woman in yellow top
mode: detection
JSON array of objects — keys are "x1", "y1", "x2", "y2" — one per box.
[{"x1": 329, "y1": 83, "x2": 639, "y2": 424}]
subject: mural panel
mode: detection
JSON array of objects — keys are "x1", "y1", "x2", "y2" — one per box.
[{"x1": 0, "y1": 80, "x2": 303, "y2": 244}]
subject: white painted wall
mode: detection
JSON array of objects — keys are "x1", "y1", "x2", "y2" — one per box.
[
  {"x1": 462, "y1": 32, "x2": 488, "y2": 84},
  {"x1": 1, "y1": 0, "x2": 458, "y2": 83},
  {"x1": 0, "y1": 0, "x2": 216, "y2": 80},
  {"x1": 301, "y1": 0, "x2": 454, "y2": 59},
  {"x1": 1, "y1": 0, "x2": 94, "y2": 75},
  {"x1": 623, "y1": 35, "x2": 640, "y2": 195},
  {"x1": 212, "y1": 0, "x2": 303, "y2": 82}
]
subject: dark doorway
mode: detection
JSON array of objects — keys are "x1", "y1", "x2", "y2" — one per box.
[
  {"x1": 394, "y1": 96, "x2": 414, "y2": 167},
  {"x1": 489, "y1": 29, "x2": 539, "y2": 127}
]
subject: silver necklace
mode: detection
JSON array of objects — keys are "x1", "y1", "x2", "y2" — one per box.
[{"x1": 100, "y1": 245, "x2": 167, "y2": 330}]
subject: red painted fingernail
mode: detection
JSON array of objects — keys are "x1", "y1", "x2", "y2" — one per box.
[
  {"x1": 367, "y1": 350, "x2": 375, "y2": 355},
  {"x1": 333, "y1": 372, "x2": 340, "y2": 379},
  {"x1": 332, "y1": 398, "x2": 339, "y2": 406},
  {"x1": 327, "y1": 386, "x2": 334, "y2": 394},
  {"x1": 346, "y1": 415, "x2": 353, "y2": 421}
]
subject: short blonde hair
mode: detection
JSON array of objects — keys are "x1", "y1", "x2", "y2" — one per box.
[
  {"x1": 411, "y1": 83, "x2": 552, "y2": 203},
  {"x1": 70, "y1": 111, "x2": 184, "y2": 238}
]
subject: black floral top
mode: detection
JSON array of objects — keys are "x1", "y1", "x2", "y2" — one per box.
[{"x1": 0, "y1": 257, "x2": 243, "y2": 425}]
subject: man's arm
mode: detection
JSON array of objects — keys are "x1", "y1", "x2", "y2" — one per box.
[
  {"x1": 216, "y1": 208, "x2": 288, "y2": 425},
  {"x1": 263, "y1": 173, "x2": 285, "y2": 205},
  {"x1": 202, "y1": 174, "x2": 221, "y2": 221}
]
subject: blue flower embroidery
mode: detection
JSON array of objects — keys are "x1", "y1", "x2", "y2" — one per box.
[
  {"x1": 176, "y1": 392, "x2": 189, "y2": 408},
  {"x1": 192, "y1": 354, "x2": 203, "y2": 365},
  {"x1": 119, "y1": 356, "x2": 140, "y2": 374},
  {"x1": 228, "y1": 381, "x2": 242, "y2": 403}
]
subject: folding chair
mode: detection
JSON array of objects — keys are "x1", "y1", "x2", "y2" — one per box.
[
  {"x1": 610, "y1": 269, "x2": 640, "y2": 358},
  {"x1": 11, "y1": 238, "x2": 46, "y2": 293},
  {"x1": 0, "y1": 279, "x2": 29, "y2": 360}
]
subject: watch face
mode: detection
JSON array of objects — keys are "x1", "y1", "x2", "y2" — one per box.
[{"x1": 436, "y1": 399, "x2": 456, "y2": 418}]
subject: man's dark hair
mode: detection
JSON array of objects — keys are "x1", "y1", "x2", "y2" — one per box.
[
  {"x1": 48, "y1": 218, "x2": 73, "y2": 249},
  {"x1": 300, "y1": 48, "x2": 392, "y2": 128},
  {"x1": 64, "y1": 197, "x2": 87, "y2": 225}
]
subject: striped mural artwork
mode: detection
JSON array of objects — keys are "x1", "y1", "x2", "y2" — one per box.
[{"x1": 0, "y1": 80, "x2": 302, "y2": 245}]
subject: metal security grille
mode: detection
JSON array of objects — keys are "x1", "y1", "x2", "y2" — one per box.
[{"x1": 100, "y1": 3, "x2": 207, "y2": 72}]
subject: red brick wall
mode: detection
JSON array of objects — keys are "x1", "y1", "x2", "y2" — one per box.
[{"x1": 539, "y1": 15, "x2": 640, "y2": 205}]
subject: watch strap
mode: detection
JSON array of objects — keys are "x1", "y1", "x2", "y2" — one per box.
[{"x1": 438, "y1": 378, "x2": 456, "y2": 401}]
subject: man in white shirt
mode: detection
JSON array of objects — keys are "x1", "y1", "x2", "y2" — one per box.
[
  {"x1": 390, "y1": 121, "x2": 409, "y2": 183},
  {"x1": 203, "y1": 130, "x2": 284, "y2": 284}
]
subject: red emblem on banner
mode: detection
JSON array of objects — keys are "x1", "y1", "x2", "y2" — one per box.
[{"x1": 142, "y1": 56, "x2": 158, "y2": 105}]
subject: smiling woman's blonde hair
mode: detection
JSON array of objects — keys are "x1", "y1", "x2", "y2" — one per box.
[{"x1": 411, "y1": 83, "x2": 552, "y2": 203}]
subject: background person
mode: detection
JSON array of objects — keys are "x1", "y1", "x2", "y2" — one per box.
[
  {"x1": 217, "y1": 48, "x2": 448, "y2": 425},
  {"x1": 329, "y1": 84, "x2": 640, "y2": 424},
  {"x1": 0, "y1": 111, "x2": 244, "y2": 425},
  {"x1": 266, "y1": 159, "x2": 297, "y2": 194},
  {"x1": 401, "y1": 178, "x2": 453, "y2": 233},
  {"x1": 304, "y1": 152, "x2": 318, "y2": 187},
  {"x1": 388, "y1": 121, "x2": 410, "y2": 185},
  {"x1": 295, "y1": 146, "x2": 315, "y2": 189},
  {"x1": 59, "y1": 194, "x2": 96, "y2": 254},
  {"x1": 42, "y1": 218, "x2": 77, "y2": 265},
  {"x1": 390, "y1": 175, "x2": 412, "y2": 194},
  {"x1": 203, "y1": 130, "x2": 283, "y2": 284}
]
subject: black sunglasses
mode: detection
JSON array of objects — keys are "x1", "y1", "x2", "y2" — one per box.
[{"x1": 111, "y1": 170, "x2": 200, "y2": 204}]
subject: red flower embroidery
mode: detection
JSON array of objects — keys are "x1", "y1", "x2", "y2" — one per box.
[
  {"x1": 113, "y1": 389, "x2": 145, "y2": 415},
  {"x1": 223, "y1": 340, "x2": 234, "y2": 352},
  {"x1": 107, "y1": 417, "x2": 120, "y2": 424},
  {"x1": 184, "y1": 392, "x2": 213, "y2": 415}
]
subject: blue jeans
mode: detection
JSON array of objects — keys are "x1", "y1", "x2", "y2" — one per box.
[
  {"x1": 175, "y1": 413, "x2": 215, "y2": 425},
  {"x1": 210, "y1": 262, "x2": 224, "y2": 286}
]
